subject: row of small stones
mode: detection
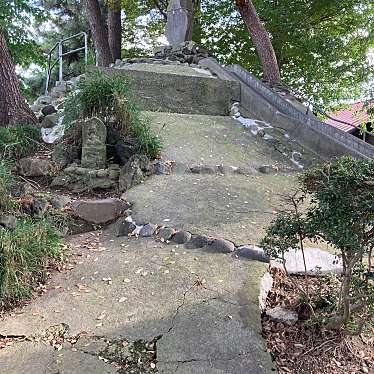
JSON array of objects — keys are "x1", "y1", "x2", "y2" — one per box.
[
  {"x1": 117, "y1": 217, "x2": 269, "y2": 263},
  {"x1": 63, "y1": 163, "x2": 288, "y2": 180},
  {"x1": 111, "y1": 57, "x2": 211, "y2": 70},
  {"x1": 189, "y1": 163, "x2": 295, "y2": 175}
]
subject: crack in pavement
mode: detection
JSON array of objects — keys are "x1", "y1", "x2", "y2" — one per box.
[
  {"x1": 161, "y1": 350, "x2": 258, "y2": 370},
  {"x1": 167, "y1": 282, "x2": 198, "y2": 333}
]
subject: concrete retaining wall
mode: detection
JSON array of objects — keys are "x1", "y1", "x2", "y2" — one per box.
[
  {"x1": 96, "y1": 66, "x2": 240, "y2": 116},
  {"x1": 199, "y1": 58, "x2": 373, "y2": 160}
]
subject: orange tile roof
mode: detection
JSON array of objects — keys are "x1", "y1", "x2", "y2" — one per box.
[{"x1": 325, "y1": 102, "x2": 370, "y2": 133}]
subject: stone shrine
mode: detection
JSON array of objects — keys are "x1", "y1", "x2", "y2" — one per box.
[
  {"x1": 165, "y1": 0, "x2": 194, "y2": 44},
  {"x1": 81, "y1": 117, "x2": 107, "y2": 168}
]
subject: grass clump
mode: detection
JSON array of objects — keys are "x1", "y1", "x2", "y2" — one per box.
[
  {"x1": 63, "y1": 71, "x2": 161, "y2": 158},
  {"x1": 0, "y1": 219, "x2": 61, "y2": 307},
  {"x1": 0, "y1": 163, "x2": 61, "y2": 309},
  {"x1": 0, "y1": 161, "x2": 16, "y2": 212},
  {"x1": 0, "y1": 124, "x2": 41, "y2": 160}
]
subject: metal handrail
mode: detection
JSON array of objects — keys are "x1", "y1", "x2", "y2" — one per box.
[{"x1": 45, "y1": 32, "x2": 88, "y2": 94}]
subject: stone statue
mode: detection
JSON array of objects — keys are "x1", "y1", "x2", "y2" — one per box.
[
  {"x1": 81, "y1": 117, "x2": 107, "y2": 169},
  {"x1": 165, "y1": 0, "x2": 194, "y2": 44}
]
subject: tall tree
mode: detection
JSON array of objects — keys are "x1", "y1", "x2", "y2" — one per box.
[
  {"x1": 235, "y1": 0, "x2": 280, "y2": 84},
  {"x1": 83, "y1": 0, "x2": 112, "y2": 66},
  {"x1": 108, "y1": 0, "x2": 122, "y2": 61},
  {"x1": 202, "y1": 0, "x2": 373, "y2": 107},
  {"x1": 0, "y1": 28, "x2": 37, "y2": 126}
]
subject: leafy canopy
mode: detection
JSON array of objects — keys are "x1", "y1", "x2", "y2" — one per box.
[
  {"x1": 0, "y1": 0, "x2": 44, "y2": 66},
  {"x1": 200, "y1": 0, "x2": 374, "y2": 107}
]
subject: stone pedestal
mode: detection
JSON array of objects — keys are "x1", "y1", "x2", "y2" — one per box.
[
  {"x1": 165, "y1": 0, "x2": 194, "y2": 44},
  {"x1": 81, "y1": 117, "x2": 107, "y2": 168}
]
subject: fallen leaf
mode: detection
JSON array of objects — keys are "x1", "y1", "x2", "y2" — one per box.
[{"x1": 96, "y1": 311, "x2": 106, "y2": 320}]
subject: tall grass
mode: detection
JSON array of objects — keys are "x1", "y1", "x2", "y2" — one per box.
[
  {"x1": 0, "y1": 219, "x2": 61, "y2": 307},
  {"x1": 0, "y1": 161, "x2": 15, "y2": 212},
  {"x1": 0, "y1": 124, "x2": 41, "y2": 160},
  {"x1": 0, "y1": 162, "x2": 61, "y2": 308},
  {"x1": 63, "y1": 71, "x2": 161, "y2": 158}
]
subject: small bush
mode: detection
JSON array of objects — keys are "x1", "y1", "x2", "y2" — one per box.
[
  {"x1": 0, "y1": 219, "x2": 61, "y2": 307},
  {"x1": 63, "y1": 72, "x2": 161, "y2": 158},
  {"x1": 0, "y1": 124, "x2": 41, "y2": 160},
  {"x1": 261, "y1": 156, "x2": 374, "y2": 333}
]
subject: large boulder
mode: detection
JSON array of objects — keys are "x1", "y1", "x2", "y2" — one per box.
[
  {"x1": 119, "y1": 155, "x2": 151, "y2": 192},
  {"x1": 270, "y1": 247, "x2": 343, "y2": 275},
  {"x1": 18, "y1": 157, "x2": 55, "y2": 177},
  {"x1": 71, "y1": 198, "x2": 129, "y2": 224}
]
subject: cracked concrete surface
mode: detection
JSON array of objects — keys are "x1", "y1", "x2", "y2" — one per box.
[
  {"x1": 0, "y1": 112, "x2": 310, "y2": 373},
  {"x1": 0, "y1": 234, "x2": 275, "y2": 373}
]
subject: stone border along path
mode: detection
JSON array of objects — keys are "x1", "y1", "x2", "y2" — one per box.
[
  {"x1": 114, "y1": 212, "x2": 270, "y2": 264},
  {"x1": 172, "y1": 162, "x2": 299, "y2": 176}
]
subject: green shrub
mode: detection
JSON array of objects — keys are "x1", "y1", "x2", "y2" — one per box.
[
  {"x1": 63, "y1": 72, "x2": 161, "y2": 158},
  {"x1": 0, "y1": 124, "x2": 41, "y2": 160},
  {"x1": 261, "y1": 156, "x2": 374, "y2": 333},
  {"x1": 0, "y1": 219, "x2": 61, "y2": 307}
]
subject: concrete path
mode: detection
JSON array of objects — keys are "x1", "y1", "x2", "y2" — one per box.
[{"x1": 0, "y1": 113, "x2": 306, "y2": 373}]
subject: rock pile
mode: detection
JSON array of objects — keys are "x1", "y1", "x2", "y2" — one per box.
[
  {"x1": 31, "y1": 76, "x2": 84, "y2": 132},
  {"x1": 154, "y1": 41, "x2": 210, "y2": 64},
  {"x1": 111, "y1": 41, "x2": 210, "y2": 69}
]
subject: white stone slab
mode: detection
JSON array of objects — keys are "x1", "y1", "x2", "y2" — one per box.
[{"x1": 271, "y1": 247, "x2": 343, "y2": 275}]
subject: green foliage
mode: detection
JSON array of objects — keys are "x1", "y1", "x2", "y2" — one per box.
[
  {"x1": 201, "y1": 0, "x2": 374, "y2": 107},
  {"x1": 0, "y1": 0, "x2": 44, "y2": 66},
  {"x1": 0, "y1": 161, "x2": 15, "y2": 212},
  {"x1": 0, "y1": 219, "x2": 61, "y2": 307},
  {"x1": 63, "y1": 72, "x2": 161, "y2": 158},
  {"x1": 0, "y1": 159, "x2": 62, "y2": 308},
  {"x1": 64, "y1": 72, "x2": 131, "y2": 123},
  {"x1": 0, "y1": 124, "x2": 41, "y2": 160},
  {"x1": 261, "y1": 156, "x2": 374, "y2": 332}
]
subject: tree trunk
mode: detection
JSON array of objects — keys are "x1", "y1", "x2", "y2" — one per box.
[
  {"x1": 186, "y1": 0, "x2": 194, "y2": 41},
  {"x1": 192, "y1": 0, "x2": 202, "y2": 43},
  {"x1": 83, "y1": 0, "x2": 112, "y2": 66},
  {"x1": 0, "y1": 28, "x2": 37, "y2": 127},
  {"x1": 108, "y1": 0, "x2": 122, "y2": 61},
  {"x1": 236, "y1": 0, "x2": 281, "y2": 84}
]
